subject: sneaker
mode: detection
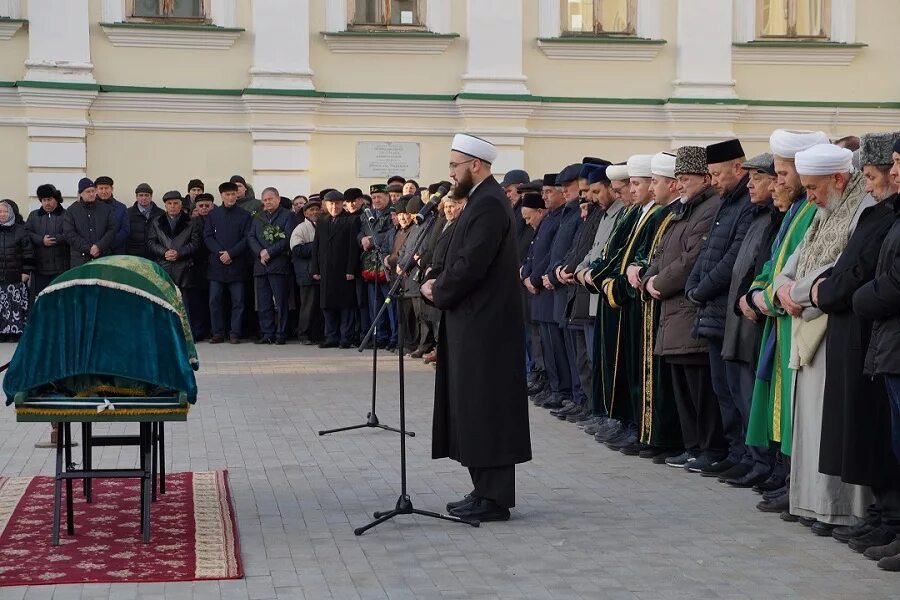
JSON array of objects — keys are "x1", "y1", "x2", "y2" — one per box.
[
  {"x1": 652, "y1": 449, "x2": 683, "y2": 465},
  {"x1": 698, "y1": 458, "x2": 735, "y2": 477},
  {"x1": 594, "y1": 422, "x2": 623, "y2": 443},
  {"x1": 665, "y1": 450, "x2": 697, "y2": 468},
  {"x1": 687, "y1": 453, "x2": 723, "y2": 473}
]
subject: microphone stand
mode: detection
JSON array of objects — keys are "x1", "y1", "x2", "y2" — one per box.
[
  {"x1": 318, "y1": 210, "x2": 411, "y2": 438},
  {"x1": 353, "y1": 207, "x2": 479, "y2": 535}
]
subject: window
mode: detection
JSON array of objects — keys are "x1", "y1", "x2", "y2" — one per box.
[
  {"x1": 129, "y1": 0, "x2": 208, "y2": 22},
  {"x1": 350, "y1": 0, "x2": 425, "y2": 27},
  {"x1": 562, "y1": 0, "x2": 636, "y2": 35},
  {"x1": 757, "y1": 0, "x2": 830, "y2": 38}
]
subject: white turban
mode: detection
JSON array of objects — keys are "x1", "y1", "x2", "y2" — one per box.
[
  {"x1": 769, "y1": 129, "x2": 830, "y2": 159},
  {"x1": 627, "y1": 154, "x2": 653, "y2": 178},
  {"x1": 795, "y1": 144, "x2": 853, "y2": 176},
  {"x1": 650, "y1": 152, "x2": 676, "y2": 179},
  {"x1": 451, "y1": 133, "x2": 497, "y2": 163},
  {"x1": 606, "y1": 165, "x2": 630, "y2": 182}
]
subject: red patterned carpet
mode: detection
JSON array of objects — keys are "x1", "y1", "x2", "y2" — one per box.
[{"x1": 0, "y1": 470, "x2": 242, "y2": 586}]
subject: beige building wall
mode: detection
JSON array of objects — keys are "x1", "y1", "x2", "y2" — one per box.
[{"x1": 0, "y1": 0, "x2": 898, "y2": 203}]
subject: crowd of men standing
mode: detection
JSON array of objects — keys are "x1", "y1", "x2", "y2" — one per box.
[{"x1": 516, "y1": 130, "x2": 900, "y2": 572}]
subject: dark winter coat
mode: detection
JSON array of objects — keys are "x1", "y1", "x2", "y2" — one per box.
[
  {"x1": 562, "y1": 204, "x2": 603, "y2": 324},
  {"x1": 685, "y1": 175, "x2": 752, "y2": 340},
  {"x1": 312, "y1": 212, "x2": 360, "y2": 310},
  {"x1": 547, "y1": 200, "x2": 582, "y2": 326},
  {"x1": 817, "y1": 198, "x2": 900, "y2": 487},
  {"x1": 186, "y1": 217, "x2": 209, "y2": 289},
  {"x1": 204, "y1": 204, "x2": 252, "y2": 283},
  {"x1": 247, "y1": 206, "x2": 296, "y2": 277},
  {"x1": 854, "y1": 194, "x2": 900, "y2": 376},
  {"x1": 101, "y1": 197, "x2": 131, "y2": 254},
  {"x1": 0, "y1": 223, "x2": 34, "y2": 284},
  {"x1": 520, "y1": 205, "x2": 565, "y2": 324},
  {"x1": 428, "y1": 176, "x2": 531, "y2": 468},
  {"x1": 642, "y1": 186, "x2": 720, "y2": 357},
  {"x1": 721, "y1": 201, "x2": 782, "y2": 366},
  {"x1": 25, "y1": 206, "x2": 69, "y2": 276},
  {"x1": 147, "y1": 212, "x2": 202, "y2": 288},
  {"x1": 62, "y1": 200, "x2": 118, "y2": 268},
  {"x1": 126, "y1": 202, "x2": 165, "y2": 259}
]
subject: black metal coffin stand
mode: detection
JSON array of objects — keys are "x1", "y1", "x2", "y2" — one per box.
[
  {"x1": 352, "y1": 208, "x2": 478, "y2": 535},
  {"x1": 318, "y1": 211, "x2": 411, "y2": 439}
]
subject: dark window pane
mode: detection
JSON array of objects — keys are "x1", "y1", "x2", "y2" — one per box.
[
  {"x1": 171, "y1": 0, "x2": 202, "y2": 17},
  {"x1": 354, "y1": 0, "x2": 382, "y2": 24},
  {"x1": 133, "y1": 0, "x2": 163, "y2": 17}
]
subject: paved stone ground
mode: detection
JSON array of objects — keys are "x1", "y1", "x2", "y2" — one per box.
[{"x1": 0, "y1": 342, "x2": 897, "y2": 599}]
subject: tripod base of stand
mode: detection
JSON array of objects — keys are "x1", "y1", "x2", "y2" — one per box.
[
  {"x1": 354, "y1": 494, "x2": 479, "y2": 536},
  {"x1": 318, "y1": 412, "x2": 415, "y2": 437}
]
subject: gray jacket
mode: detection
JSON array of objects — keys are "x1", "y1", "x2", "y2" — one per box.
[{"x1": 578, "y1": 200, "x2": 624, "y2": 317}]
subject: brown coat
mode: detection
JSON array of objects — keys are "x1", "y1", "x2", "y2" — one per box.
[{"x1": 642, "y1": 186, "x2": 720, "y2": 357}]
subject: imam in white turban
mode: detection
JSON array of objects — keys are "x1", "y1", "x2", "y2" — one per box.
[
  {"x1": 606, "y1": 164, "x2": 630, "y2": 182},
  {"x1": 650, "y1": 152, "x2": 677, "y2": 179},
  {"x1": 795, "y1": 143, "x2": 854, "y2": 176},
  {"x1": 769, "y1": 129, "x2": 830, "y2": 160},
  {"x1": 626, "y1": 154, "x2": 653, "y2": 178},
  {"x1": 451, "y1": 133, "x2": 498, "y2": 164}
]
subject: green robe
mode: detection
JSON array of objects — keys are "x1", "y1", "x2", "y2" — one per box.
[
  {"x1": 601, "y1": 203, "x2": 665, "y2": 426},
  {"x1": 586, "y1": 204, "x2": 641, "y2": 417},
  {"x1": 745, "y1": 199, "x2": 817, "y2": 453}
]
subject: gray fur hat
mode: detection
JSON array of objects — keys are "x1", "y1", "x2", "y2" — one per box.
[
  {"x1": 859, "y1": 132, "x2": 900, "y2": 167},
  {"x1": 674, "y1": 146, "x2": 708, "y2": 176}
]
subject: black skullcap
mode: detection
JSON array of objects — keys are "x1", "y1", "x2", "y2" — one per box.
[
  {"x1": 582, "y1": 157, "x2": 611, "y2": 166},
  {"x1": 195, "y1": 193, "x2": 215, "y2": 204},
  {"x1": 94, "y1": 176, "x2": 114, "y2": 187},
  {"x1": 542, "y1": 173, "x2": 559, "y2": 187},
  {"x1": 344, "y1": 187, "x2": 363, "y2": 201},
  {"x1": 517, "y1": 180, "x2": 542, "y2": 193},
  {"x1": 706, "y1": 139, "x2": 746, "y2": 164},
  {"x1": 218, "y1": 181, "x2": 239, "y2": 193},
  {"x1": 521, "y1": 193, "x2": 546, "y2": 209},
  {"x1": 187, "y1": 179, "x2": 204, "y2": 191}
]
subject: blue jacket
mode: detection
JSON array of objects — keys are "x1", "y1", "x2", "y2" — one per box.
[
  {"x1": 248, "y1": 206, "x2": 296, "y2": 276},
  {"x1": 103, "y1": 197, "x2": 131, "y2": 254},
  {"x1": 685, "y1": 174, "x2": 753, "y2": 340},
  {"x1": 547, "y1": 200, "x2": 581, "y2": 326},
  {"x1": 521, "y1": 204, "x2": 565, "y2": 323},
  {"x1": 204, "y1": 204, "x2": 251, "y2": 283}
]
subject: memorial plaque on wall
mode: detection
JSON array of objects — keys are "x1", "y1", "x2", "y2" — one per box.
[{"x1": 357, "y1": 142, "x2": 420, "y2": 178}]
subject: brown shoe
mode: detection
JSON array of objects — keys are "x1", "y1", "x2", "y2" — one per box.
[
  {"x1": 229, "y1": 334, "x2": 240, "y2": 344},
  {"x1": 209, "y1": 335, "x2": 225, "y2": 344}
]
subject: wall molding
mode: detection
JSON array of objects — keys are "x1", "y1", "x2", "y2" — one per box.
[
  {"x1": 0, "y1": 17, "x2": 25, "y2": 40},
  {"x1": 321, "y1": 31, "x2": 457, "y2": 55},
  {"x1": 100, "y1": 22, "x2": 244, "y2": 50},
  {"x1": 732, "y1": 42, "x2": 865, "y2": 66},
  {"x1": 536, "y1": 37, "x2": 665, "y2": 61}
]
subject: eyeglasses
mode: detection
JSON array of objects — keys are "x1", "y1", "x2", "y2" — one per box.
[{"x1": 449, "y1": 159, "x2": 475, "y2": 170}]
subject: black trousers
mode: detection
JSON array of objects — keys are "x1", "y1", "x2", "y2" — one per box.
[
  {"x1": 667, "y1": 359, "x2": 726, "y2": 455},
  {"x1": 183, "y1": 286, "x2": 211, "y2": 340},
  {"x1": 468, "y1": 465, "x2": 515, "y2": 508},
  {"x1": 296, "y1": 284, "x2": 323, "y2": 341}
]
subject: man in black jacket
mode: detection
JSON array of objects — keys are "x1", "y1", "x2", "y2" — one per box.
[
  {"x1": 63, "y1": 178, "x2": 117, "y2": 268},
  {"x1": 313, "y1": 191, "x2": 360, "y2": 348},
  {"x1": 249, "y1": 187, "x2": 296, "y2": 345},
  {"x1": 685, "y1": 139, "x2": 753, "y2": 478},
  {"x1": 126, "y1": 183, "x2": 164, "y2": 259},
  {"x1": 94, "y1": 176, "x2": 130, "y2": 254},
  {"x1": 25, "y1": 184, "x2": 68, "y2": 296}
]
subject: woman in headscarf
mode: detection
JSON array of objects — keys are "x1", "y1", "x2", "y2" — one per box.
[{"x1": 0, "y1": 200, "x2": 34, "y2": 341}]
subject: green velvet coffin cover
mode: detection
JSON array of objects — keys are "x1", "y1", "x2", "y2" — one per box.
[{"x1": 3, "y1": 255, "x2": 198, "y2": 405}]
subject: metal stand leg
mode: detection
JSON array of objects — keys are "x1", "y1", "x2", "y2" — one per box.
[
  {"x1": 52, "y1": 422, "x2": 64, "y2": 546},
  {"x1": 159, "y1": 422, "x2": 165, "y2": 495},
  {"x1": 151, "y1": 422, "x2": 158, "y2": 502},
  {"x1": 63, "y1": 423, "x2": 74, "y2": 536},
  {"x1": 82, "y1": 423, "x2": 92, "y2": 503},
  {"x1": 141, "y1": 423, "x2": 152, "y2": 543}
]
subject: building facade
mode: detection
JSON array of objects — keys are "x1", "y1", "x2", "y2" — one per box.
[{"x1": 0, "y1": 0, "x2": 898, "y2": 203}]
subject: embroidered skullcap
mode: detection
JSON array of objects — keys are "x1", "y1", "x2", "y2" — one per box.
[
  {"x1": 795, "y1": 144, "x2": 854, "y2": 176},
  {"x1": 769, "y1": 129, "x2": 830, "y2": 160},
  {"x1": 650, "y1": 152, "x2": 677, "y2": 179},
  {"x1": 451, "y1": 133, "x2": 497, "y2": 163}
]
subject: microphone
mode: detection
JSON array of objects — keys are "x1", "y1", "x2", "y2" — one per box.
[
  {"x1": 363, "y1": 207, "x2": 377, "y2": 225},
  {"x1": 414, "y1": 184, "x2": 451, "y2": 224}
]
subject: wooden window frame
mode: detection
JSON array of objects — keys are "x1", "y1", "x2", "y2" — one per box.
[
  {"x1": 756, "y1": 0, "x2": 831, "y2": 40},
  {"x1": 560, "y1": 0, "x2": 637, "y2": 37},
  {"x1": 348, "y1": 0, "x2": 428, "y2": 31},
  {"x1": 126, "y1": 0, "x2": 211, "y2": 24}
]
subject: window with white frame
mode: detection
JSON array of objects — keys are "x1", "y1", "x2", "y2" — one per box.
[
  {"x1": 562, "y1": 0, "x2": 636, "y2": 35},
  {"x1": 757, "y1": 0, "x2": 829, "y2": 38},
  {"x1": 350, "y1": 0, "x2": 426, "y2": 28},
  {"x1": 129, "y1": 0, "x2": 210, "y2": 22}
]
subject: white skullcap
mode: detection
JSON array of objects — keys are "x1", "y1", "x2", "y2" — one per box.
[
  {"x1": 769, "y1": 129, "x2": 830, "y2": 160},
  {"x1": 451, "y1": 133, "x2": 497, "y2": 163},
  {"x1": 795, "y1": 144, "x2": 853, "y2": 176},
  {"x1": 606, "y1": 165, "x2": 630, "y2": 182},
  {"x1": 626, "y1": 154, "x2": 653, "y2": 178},
  {"x1": 650, "y1": 152, "x2": 677, "y2": 179}
]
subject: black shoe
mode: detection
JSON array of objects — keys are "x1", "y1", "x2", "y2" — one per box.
[
  {"x1": 549, "y1": 401, "x2": 574, "y2": 417},
  {"x1": 810, "y1": 521, "x2": 836, "y2": 536},
  {"x1": 716, "y1": 463, "x2": 752, "y2": 482},
  {"x1": 753, "y1": 476, "x2": 786, "y2": 494},
  {"x1": 386, "y1": 343, "x2": 397, "y2": 352},
  {"x1": 687, "y1": 453, "x2": 723, "y2": 473},
  {"x1": 833, "y1": 523, "x2": 875, "y2": 543},
  {"x1": 779, "y1": 510, "x2": 799, "y2": 522},
  {"x1": 652, "y1": 449, "x2": 683, "y2": 465},
  {"x1": 849, "y1": 527, "x2": 898, "y2": 553},
  {"x1": 275, "y1": 337, "x2": 287, "y2": 345},
  {"x1": 301, "y1": 338, "x2": 317, "y2": 346},
  {"x1": 725, "y1": 469, "x2": 771, "y2": 488},
  {"x1": 603, "y1": 428, "x2": 630, "y2": 449},
  {"x1": 542, "y1": 395, "x2": 566, "y2": 410},
  {"x1": 799, "y1": 517, "x2": 816, "y2": 527},
  {"x1": 446, "y1": 493, "x2": 476, "y2": 513},
  {"x1": 449, "y1": 498, "x2": 510, "y2": 522},
  {"x1": 376, "y1": 340, "x2": 388, "y2": 349},
  {"x1": 567, "y1": 407, "x2": 592, "y2": 423},
  {"x1": 339, "y1": 342, "x2": 352, "y2": 349},
  {"x1": 665, "y1": 450, "x2": 698, "y2": 468},
  {"x1": 607, "y1": 432, "x2": 636, "y2": 452},
  {"x1": 229, "y1": 334, "x2": 241, "y2": 344},
  {"x1": 319, "y1": 341, "x2": 338, "y2": 349},
  {"x1": 254, "y1": 336, "x2": 274, "y2": 344},
  {"x1": 756, "y1": 494, "x2": 788, "y2": 513},
  {"x1": 697, "y1": 457, "x2": 733, "y2": 477},
  {"x1": 619, "y1": 440, "x2": 643, "y2": 456}
]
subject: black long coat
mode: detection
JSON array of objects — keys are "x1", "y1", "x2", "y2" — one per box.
[
  {"x1": 817, "y1": 199, "x2": 900, "y2": 487},
  {"x1": 147, "y1": 212, "x2": 202, "y2": 288},
  {"x1": 25, "y1": 206, "x2": 69, "y2": 276},
  {"x1": 62, "y1": 200, "x2": 118, "y2": 268},
  {"x1": 429, "y1": 176, "x2": 531, "y2": 468},
  {"x1": 312, "y1": 212, "x2": 360, "y2": 310}
]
